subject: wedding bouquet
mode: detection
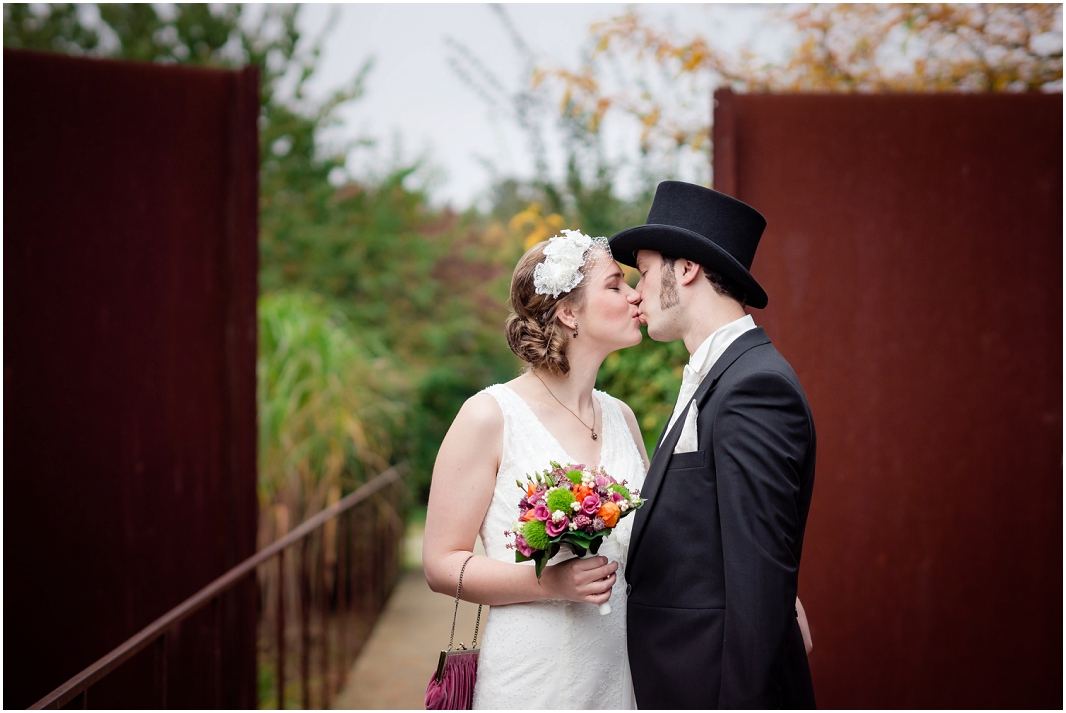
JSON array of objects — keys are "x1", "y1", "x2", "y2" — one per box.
[{"x1": 507, "y1": 461, "x2": 644, "y2": 612}]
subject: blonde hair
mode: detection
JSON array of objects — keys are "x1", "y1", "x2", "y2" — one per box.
[{"x1": 504, "y1": 241, "x2": 595, "y2": 376}]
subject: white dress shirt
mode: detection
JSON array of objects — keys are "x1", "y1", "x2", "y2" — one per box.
[{"x1": 668, "y1": 314, "x2": 757, "y2": 453}]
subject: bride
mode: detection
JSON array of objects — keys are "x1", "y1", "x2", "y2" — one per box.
[
  {"x1": 423, "y1": 231, "x2": 647, "y2": 709},
  {"x1": 422, "y1": 231, "x2": 812, "y2": 709}
]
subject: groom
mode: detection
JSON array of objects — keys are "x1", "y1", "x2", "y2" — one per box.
[{"x1": 609, "y1": 181, "x2": 817, "y2": 709}]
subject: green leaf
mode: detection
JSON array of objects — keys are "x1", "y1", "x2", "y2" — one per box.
[
  {"x1": 533, "y1": 552, "x2": 547, "y2": 579},
  {"x1": 515, "y1": 551, "x2": 532, "y2": 563},
  {"x1": 559, "y1": 531, "x2": 595, "y2": 548}
]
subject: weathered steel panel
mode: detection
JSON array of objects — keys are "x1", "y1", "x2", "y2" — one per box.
[
  {"x1": 714, "y1": 89, "x2": 1062, "y2": 708},
  {"x1": 4, "y1": 50, "x2": 258, "y2": 708}
]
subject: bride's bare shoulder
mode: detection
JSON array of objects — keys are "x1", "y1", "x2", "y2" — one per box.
[
  {"x1": 437, "y1": 391, "x2": 503, "y2": 467},
  {"x1": 610, "y1": 395, "x2": 636, "y2": 417},
  {"x1": 451, "y1": 390, "x2": 503, "y2": 434}
]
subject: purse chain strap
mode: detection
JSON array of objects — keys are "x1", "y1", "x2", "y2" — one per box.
[{"x1": 448, "y1": 554, "x2": 484, "y2": 650}]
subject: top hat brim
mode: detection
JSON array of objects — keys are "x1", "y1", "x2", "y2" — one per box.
[{"x1": 610, "y1": 223, "x2": 769, "y2": 309}]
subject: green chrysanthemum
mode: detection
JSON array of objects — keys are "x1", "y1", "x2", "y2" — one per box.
[
  {"x1": 546, "y1": 487, "x2": 576, "y2": 514},
  {"x1": 608, "y1": 483, "x2": 632, "y2": 499},
  {"x1": 565, "y1": 469, "x2": 583, "y2": 485},
  {"x1": 522, "y1": 520, "x2": 550, "y2": 550}
]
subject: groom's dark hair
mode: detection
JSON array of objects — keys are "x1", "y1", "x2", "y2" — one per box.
[{"x1": 660, "y1": 254, "x2": 747, "y2": 307}]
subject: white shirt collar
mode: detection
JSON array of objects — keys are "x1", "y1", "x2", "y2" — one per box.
[
  {"x1": 664, "y1": 313, "x2": 758, "y2": 436},
  {"x1": 687, "y1": 314, "x2": 757, "y2": 382}
]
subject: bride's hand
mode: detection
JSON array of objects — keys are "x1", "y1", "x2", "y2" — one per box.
[{"x1": 543, "y1": 556, "x2": 618, "y2": 605}]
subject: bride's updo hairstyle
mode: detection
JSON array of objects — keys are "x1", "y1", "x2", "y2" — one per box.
[{"x1": 505, "y1": 232, "x2": 611, "y2": 376}]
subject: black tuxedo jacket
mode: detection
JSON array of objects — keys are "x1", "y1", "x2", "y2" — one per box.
[{"x1": 626, "y1": 328, "x2": 817, "y2": 709}]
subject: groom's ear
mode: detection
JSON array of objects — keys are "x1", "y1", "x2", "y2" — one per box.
[{"x1": 677, "y1": 259, "x2": 703, "y2": 287}]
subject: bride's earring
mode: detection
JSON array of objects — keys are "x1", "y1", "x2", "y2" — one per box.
[{"x1": 572, "y1": 323, "x2": 578, "y2": 338}]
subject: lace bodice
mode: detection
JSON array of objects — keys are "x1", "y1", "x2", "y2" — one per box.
[{"x1": 472, "y1": 384, "x2": 646, "y2": 710}]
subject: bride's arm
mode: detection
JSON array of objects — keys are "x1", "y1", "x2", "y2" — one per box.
[{"x1": 422, "y1": 392, "x2": 617, "y2": 607}]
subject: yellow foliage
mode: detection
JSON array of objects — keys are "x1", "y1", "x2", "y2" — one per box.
[{"x1": 509, "y1": 203, "x2": 567, "y2": 251}]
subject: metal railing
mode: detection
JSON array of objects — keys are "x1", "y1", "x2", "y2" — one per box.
[{"x1": 31, "y1": 465, "x2": 408, "y2": 710}]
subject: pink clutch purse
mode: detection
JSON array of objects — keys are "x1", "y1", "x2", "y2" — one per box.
[{"x1": 425, "y1": 555, "x2": 483, "y2": 710}]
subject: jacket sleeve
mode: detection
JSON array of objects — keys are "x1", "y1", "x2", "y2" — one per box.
[{"x1": 711, "y1": 370, "x2": 811, "y2": 709}]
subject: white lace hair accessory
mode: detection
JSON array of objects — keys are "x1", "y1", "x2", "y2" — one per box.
[{"x1": 533, "y1": 229, "x2": 613, "y2": 299}]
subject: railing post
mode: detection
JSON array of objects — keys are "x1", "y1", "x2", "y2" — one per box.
[
  {"x1": 318, "y1": 528, "x2": 329, "y2": 708},
  {"x1": 275, "y1": 548, "x2": 286, "y2": 710},
  {"x1": 337, "y1": 509, "x2": 349, "y2": 691},
  {"x1": 357, "y1": 502, "x2": 368, "y2": 619},
  {"x1": 300, "y1": 537, "x2": 311, "y2": 710},
  {"x1": 377, "y1": 499, "x2": 386, "y2": 613}
]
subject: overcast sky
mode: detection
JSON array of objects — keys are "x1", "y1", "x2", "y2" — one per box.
[{"x1": 292, "y1": 4, "x2": 785, "y2": 209}]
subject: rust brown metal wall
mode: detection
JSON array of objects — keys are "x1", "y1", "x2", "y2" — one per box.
[
  {"x1": 4, "y1": 50, "x2": 259, "y2": 708},
  {"x1": 714, "y1": 89, "x2": 1062, "y2": 708}
]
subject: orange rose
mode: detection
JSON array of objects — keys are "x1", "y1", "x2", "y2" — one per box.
[
  {"x1": 573, "y1": 485, "x2": 593, "y2": 503},
  {"x1": 597, "y1": 501, "x2": 620, "y2": 528},
  {"x1": 526, "y1": 483, "x2": 538, "y2": 499},
  {"x1": 521, "y1": 508, "x2": 537, "y2": 522}
]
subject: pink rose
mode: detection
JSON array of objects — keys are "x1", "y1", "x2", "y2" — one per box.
[
  {"x1": 545, "y1": 515, "x2": 568, "y2": 537},
  {"x1": 528, "y1": 488, "x2": 546, "y2": 504},
  {"x1": 515, "y1": 534, "x2": 534, "y2": 557},
  {"x1": 533, "y1": 503, "x2": 551, "y2": 521},
  {"x1": 594, "y1": 475, "x2": 610, "y2": 487},
  {"x1": 611, "y1": 491, "x2": 624, "y2": 503},
  {"x1": 581, "y1": 494, "x2": 600, "y2": 515}
]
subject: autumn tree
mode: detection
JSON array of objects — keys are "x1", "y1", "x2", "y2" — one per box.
[{"x1": 545, "y1": 4, "x2": 1063, "y2": 181}]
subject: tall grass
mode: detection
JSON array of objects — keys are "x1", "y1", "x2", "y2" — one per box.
[{"x1": 257, "y1": 291, "x2": 405, "y2": 547}]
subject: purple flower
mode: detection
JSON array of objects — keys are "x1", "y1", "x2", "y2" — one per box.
[
  {"x1": 591, "y1": 516, "x2": 606, "y2": 532},
  {"x1": 594, "y1": 475, "x2": 610, "y2": 487},
  {"x1": 572, "y1": 514, "x2": 592, "y2": 531},
  {"x1": 515, "y1": 534, "x2": 534, "y2": 557},
  {"x1": 545, "y1": 515, "x2": 568, "y2": 537},
  {"x1": 528, "y1": 488, "x2": 546, "y2": 504},
  {"x1": 611, "y1": 491, "x2": 624, "y2": 503},
  {"x1": 595, "y1": 485, "x2": 609, "y2": 498},
  {"x1": 533, "y1": 503, "x2": 551, "y2": 521},
  {"x1": 581, "y1": 494, "x2": 600, "y2": 515}
]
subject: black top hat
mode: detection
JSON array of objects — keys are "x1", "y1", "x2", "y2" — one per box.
[{"x1": 608, "y1": 181, "x2": 769, "y2": 309}]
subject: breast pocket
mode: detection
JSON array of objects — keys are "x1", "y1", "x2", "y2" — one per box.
[{"x1": 667, "y1": 449, "x2": 706, "y2": 470}]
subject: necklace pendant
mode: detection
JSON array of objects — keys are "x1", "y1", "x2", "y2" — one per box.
[{"x1": 592, "y1": 432, "x2": 598, "y2": 440}]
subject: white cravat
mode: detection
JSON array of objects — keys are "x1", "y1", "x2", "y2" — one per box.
[{"x1": 668, "y1": 314, "x2": 757, "y2": 453}]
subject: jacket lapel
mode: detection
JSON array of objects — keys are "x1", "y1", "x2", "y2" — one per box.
[
  {"x1": 626, "y1": 328, "x2": 771, "y2": 571},
  {"x1": 690, "y1": 327, "x2": 770, "y2": 411}
]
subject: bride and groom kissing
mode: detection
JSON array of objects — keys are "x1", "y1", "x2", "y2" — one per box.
[{"x1": 423, "y1": 181, "x2": 817, "y2": 709}]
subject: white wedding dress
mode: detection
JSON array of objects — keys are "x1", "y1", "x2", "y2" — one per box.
[{"x1": 472, "y1": 384, "x2": 646, "y2": 710}]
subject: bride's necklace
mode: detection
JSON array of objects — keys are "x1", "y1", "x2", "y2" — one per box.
[{"x1": 532, "y1": 370, "x2": 598, "y2": 440}]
